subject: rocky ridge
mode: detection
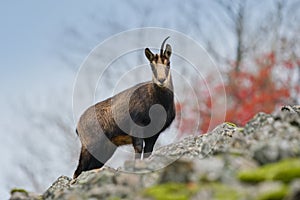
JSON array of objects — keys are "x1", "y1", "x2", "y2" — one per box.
[{"x1": 10, "y1": 105, "x2": 300, "y2": 200}]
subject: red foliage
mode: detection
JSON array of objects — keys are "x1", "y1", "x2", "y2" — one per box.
[
  {"x1": 177, "y1": 51, "x2": 298, "y2": 136},
  {"x1": 223, "y1": 52, "x2": 291, "y2": 126}
]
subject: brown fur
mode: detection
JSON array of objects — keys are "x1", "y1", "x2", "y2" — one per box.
[{"x1": 111, "y1": 135, "x2": 132, "y2": 146}]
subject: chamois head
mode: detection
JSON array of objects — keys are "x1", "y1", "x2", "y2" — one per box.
[{"x1": 145, "y1": 37, "x2": 172, "y2": 88}]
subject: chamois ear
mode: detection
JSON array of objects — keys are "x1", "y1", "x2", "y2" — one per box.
[
  {"x1": 145, "y1": 48, "x2": 154, "y2": 62},
  {"x1": 164, "y1": 44, "x2": 172, "y2": 59}
]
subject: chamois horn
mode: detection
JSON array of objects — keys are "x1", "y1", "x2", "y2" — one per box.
[{"x1": 160, "y1": 36, "x2": 170, "y2": 56}]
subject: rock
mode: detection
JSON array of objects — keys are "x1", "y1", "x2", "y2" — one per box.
[
  {"x1": 281, "y1": 105, "x2": 300, "y2": 114},
  {"x1": 286, "y1": 179, "x2": 300, "y2": 200},
  {"x1": 9, "y1": 105, "x2": 300, "y2": 200},
  {"x1": 159, "y1": 159, "x2": 194, "y2": 183},
  {"x1": 43, "y1": 176, "x2": 71, "y2": 199},
  {"x1": 242, "y1": 109, "x2": 300, "y2": 165}
]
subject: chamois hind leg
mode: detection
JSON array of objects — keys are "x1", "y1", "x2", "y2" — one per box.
[
  {"x1": 87, "y1": 142, "x2": 117, "y2": 171},
  {"x1": 73, "y1": 146, "x2": 95, "y2": 179},
  {"x1": 143, "y1": 134, "x2": 159, "y2": 158},
  {"x1": 73, "y1": 145, "x2": 116, "y2": 179}
]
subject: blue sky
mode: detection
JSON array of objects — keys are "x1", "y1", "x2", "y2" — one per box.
[
  {"x1": 0, "y1": 1, "x2": 102, "y2": 131},
  {"x1": 0, "y1": 1, "x2": 99, "y2": 198},
  {"x1": 0, "y1": 1, "x2": 92, "y2": 94}
]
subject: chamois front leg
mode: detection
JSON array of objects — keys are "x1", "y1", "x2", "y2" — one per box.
[
  {"x1": 132, "y1": 137, "x2": 144, "y2": 159},
  {"x1": 143, "y1": 134, "x2": 160, "y2": 158}
]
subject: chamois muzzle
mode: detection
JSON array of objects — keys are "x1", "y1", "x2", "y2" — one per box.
[{"x1": 155, "y1": 64, "x2": 168, "y2": 87}]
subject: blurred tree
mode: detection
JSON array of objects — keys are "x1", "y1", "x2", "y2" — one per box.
[
  {"x1": 177, "y1": 0, "x2": 300, "y2": 134},
  {"x1": 215, "y1": 0, "x2": 246, "y2": 72}
]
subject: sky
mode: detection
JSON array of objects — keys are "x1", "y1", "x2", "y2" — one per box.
[
  {"x1": 0, "y1": 1, "x2": 97, "y2": 92},
  {"x1": 0, "y1": 0, "x2": 298, "y2": 199},
  {"x1": 0, "y1": 1, "x2": 99, "y2": 198}
]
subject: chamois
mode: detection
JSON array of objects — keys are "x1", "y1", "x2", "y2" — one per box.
[{"x1": 73, "y1": 37, "x2": 175, "y2": 178}]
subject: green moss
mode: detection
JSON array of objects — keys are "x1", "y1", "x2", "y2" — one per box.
[
  {"x1": 225, "y1": 122, "x2": 237, "y2": 127},
  {"x1": 209, "y1": 183, "x2": 242, "y2": 200},
  {"x1": 10, "y1": 188, "x2": 28, "y2": 195},
  {"x1": 225, "y1": 122, "x2": 244, "y2": 132},
  {"x1": 108, "y1": 197, "x2": 121, "y2": 200},
  {"x1": 144, "y1": 182, "x2": 244, "y2": 200},
  {"x1": 144, "y1": 183, "x2": 198, "y2": 200},
  {"x1": 256, "y1": 185, "x2": 288, "y2": 200},
  {"x1": 238, "y1": 158, "x2": 300, "y2": 183}
]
